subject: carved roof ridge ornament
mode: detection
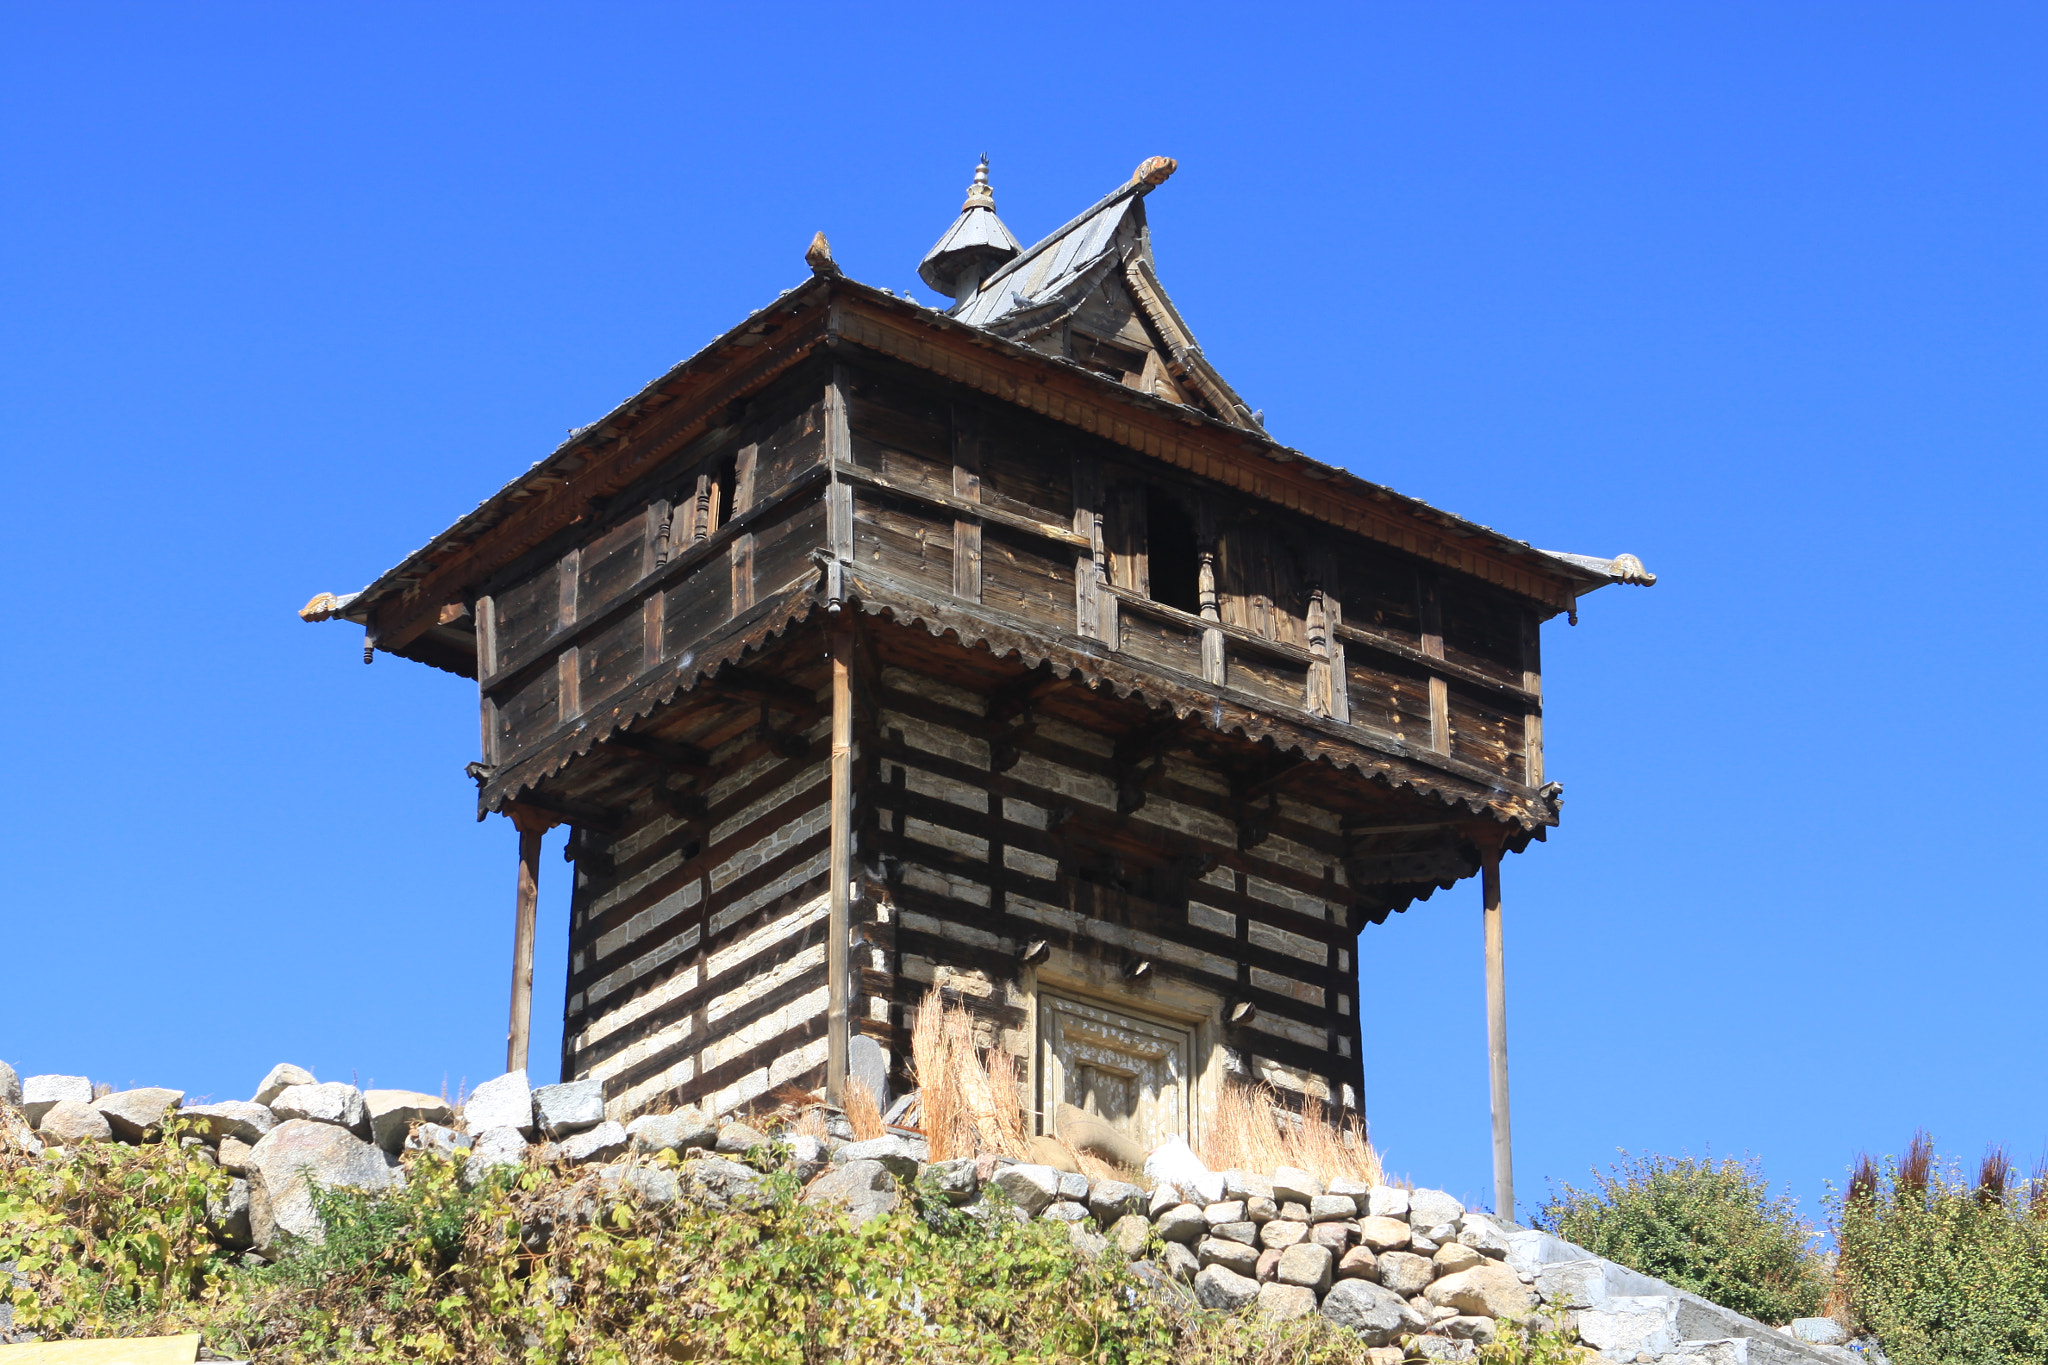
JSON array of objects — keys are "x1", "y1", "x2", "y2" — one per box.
[{"x1": 918, "y1": 155, "x2": 1023, "y2": 304}]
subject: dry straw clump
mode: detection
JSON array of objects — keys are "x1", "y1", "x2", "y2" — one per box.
[
  {"x1": 1198, "y1": 1082, "x2": 1381, "y2": 1188},
  {"x1": 909, "y1": 987, "x2": 1030, "y2": 1162}
]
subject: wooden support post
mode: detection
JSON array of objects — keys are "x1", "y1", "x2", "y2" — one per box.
[
  {"x1": 506, "y1": 814, "x2": 547, "y2": 1075},
  {"x1": 1481, "y1": 842, "x2": 1514, "y2": 1217},
  {"x1": 826, "y1": 619, "x2": 854, "y2": 1102}
]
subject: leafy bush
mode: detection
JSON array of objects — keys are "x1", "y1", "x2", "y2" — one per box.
[
  {"x1": 1830, "y1": 1134, "x2": 2048, "y2": 1365},
  {"x1": 1536, "y1": 1150, "x2": 1826, "y2": 1325},
  {"x1": 0, "y1": 1127, "x2": 1583, "y2": 1363}
]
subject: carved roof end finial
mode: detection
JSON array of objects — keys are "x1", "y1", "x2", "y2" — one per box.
[
  {"x1": 1133, "y1": 155, "x2": 1177, "y2": 190},
  {"x1": 962, "y1": 154, "x2": 996, "y2": 212},
  {"x1": 805, "y1": 231, "x2": 840, "y2": 277}
]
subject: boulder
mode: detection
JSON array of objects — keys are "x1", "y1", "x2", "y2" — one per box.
[
  {"x1": 22, "y1": 1075, "x2": 92, "y2": 1126},
  {"x1": 714, "y1": 1120, "x2": 769, "y2": 1156},
  {"x1": 1456, "y1": 1211, "x2": 1514, "y2": 1258},
  {"x1": 1279, "y1": 1200, "x2": 1312, "y2": 1222},
  {"x1": 1275, "y1": 1241, "x2": 1333, "y2": 1292},
  {"x1": 1366, "y1": 1185, "x2": 1410, "y2": 1219},
  {"x1": 1575, "y1": 1296, "x2": 1680, "y2": 1359},
  {"x1": 1271, "y1": 1166, "x2": 1324, "y2": 1205},
  {"x1": 1256, "y1": 1248, "x2": 1282, "y2": 1282},
  {"x1": 597, "y1": 1164, "x2": 681, "y2": 1209},
  {"x1": 1108, "y1": 1213, "x2": 1151, "y2": 1257},
  {"x1": 207, "y1": 1178, "x2": 253, "y2": 1249},
  {"x1": 1223, "y1": 1171, "x2": 1275, "y2": 1202},
  {"x1": 558, "y1": 1120, "x2": 628, "y2": 1165},
  {"x1": 39, "y1": 1100, "x2": 112, "y2": 1144},
  {"x1": 1155, "y1": 1202, "x2": 1207, "y2": 1244},
  {"x1": 836, "y1": 1134, "x2": 927, "y2": 1177},
  {"x1": 1160, "y1": 1241, "x2": 1201, "y2": 1283},
  {"x1": 1257, "y1": 1282, "x2": 1319, "y2": 1320},
  {"x1": 271, "y1": 1083, "x2": 371, "y2": 1140},
  {"x1": 1041, "y1": 1200, "x2": 1090, "y2": 1223},
  {"x1": 1147, "y1": 1183, "x2": 1182, "y2": 1218},
  {"x1": 95, "y1": 1087, "x2": 185, "y2": 1142},
  {"x1": 462, "y1": 1071, "x2": 535, "y2": 1137},
  {"x1": 925, "y1": 1157, "x2": 980, "y2": 1204},
  {"x1": 406, "y1": 1122, "x2": 471, "y2": 1157},
  {"x1": 1433, "y1": 1242, "x2": 1485, "y2": 1275},
  {"x1": 804, "y1": 1157, "x2": 900, "y2": 1225},
  {"x1": 1087, "y1": 1179, "x2": 1145, "y2": 1223},
  {"x1": 1328, "y1": 1176, "x2": 1374, "y2": 1201},
  {"x1": 626, "y1": 1108, "x2": 717, "y2": 1154},
  {"x1": 680, "y1": 1156, "x2": 768, "y2": 1210},
  {"x1": 252, "y1": 1063, "x2": 316, "y2": 1107},
  {"x1": 1440, "y1": 1315, "x2": 1497, "y2": 1344},
  {"x1": 0, "y1": 1061, "x2": 19, "y2": 1108},
  {"x1": 1336, "y1": 1246, "x2": 1380, "y2": 1281},
  {"x1": 1408, "y1": 1337, "x2": 1477, "y2": 1362},
  {"x1": 1408, "y1": 1188, "x2": 1465, "y2": 1229},
  {"x1": 1193, "y1": 1263, "x2": 1261, "y2": 1311},
  {"x1": 989, "y1": 1162, "x2": 1060, "y2": 1215},
  {"x1": 181, "y1": 1101, "x2": 276, "y2": 1145},
  {"x1": 1055, "y1": 1170, "x2": 1090, "y2": 1202},
  {"x1": 1258, "y1": 1219, "x2": 1309, "y2": 1250},
  {"x1": 245, "y1": 1119, "x2": 393, "y2": 1257},
  {"x1": 1378, "y1": 1250, "x2": 1435, "y2": 1295},
  {"x1": 1211, "y1": 1220, "x2": 1259, "y2": 1247},
  {"x1": 461, "y1": 1126, "x2": 529, "y2": 1189},
  {"x1": 1311, "y1": 1193, "x2": 1360, "y2": 1221},
  {"x1": 363, "y1": 1090, "x2": 453, "y2": 1152},
  {"x1": 1320, "y1": 1277, "x2": 1426, "y2": 1345},
  {"x1": 1425, "y1": 1262, "x2": 1537, "y2": 1319},
  {"x1": 1244, "y1": 1194, "x2": 1279, "y2": 1224},
  {"x1": 1357, "y1": 1214, "x2": 1412, "y2": 1251},
  {"x1": 1665, "y1": 1340, "x2": 1752, "y2": 1365},
  {"x1": 1067, "y1": 1222, "x2": 1110, "y2": 1257},
  {"x1": 1199, "y1": 1236, "x2": 1261, "y2": 1276},
  {"x1": 1144, "y1": 1134, "x2": 1210, "y2": 1189},
  {"x1": 1204, "y1": 1199, "x2": 1247, "y2": 1226},
  {"x1": 1311, "y1": 1221, "x2": 1355, "y2": 1254},
  {"x1": 530, "y1": 1080, "x2": 604, "y2": 1139},
  {"x1": 218, "y1": 1136, "x2": 254, "y2": 1174}
]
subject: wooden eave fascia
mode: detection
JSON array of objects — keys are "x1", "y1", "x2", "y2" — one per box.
[
  {"x1": 826, "y1": 284, "x2": 1616, "y2": 613},
  {"x1": 341, "y1": 282, "x2": 837, "y2": 655}
]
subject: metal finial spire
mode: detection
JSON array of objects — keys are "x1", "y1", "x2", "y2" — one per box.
[{"x1": 962, "y1": 154, "x2": 996, "y2": 212}]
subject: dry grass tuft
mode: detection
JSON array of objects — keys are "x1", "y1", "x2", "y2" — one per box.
[
  {"x1": 1899, "y1": 1129, "x2": 1934, "y2": 1206},
  {"x1": 1198, "y1": 1082, "x2": 1380, "y2": 1187},
  {"x1": 791, "y1": 1107, "x2": 829, "y2": 1142},
  {"x1": 841, "y1": 1077, "x2": 886, "y2": 1141},
  {"x1": 1978, "y1": 1146, "x2": 2012, "y2": 1205},
  {"x1": 909, "y1": 987, "x2": 1031, "y2": 1162}
]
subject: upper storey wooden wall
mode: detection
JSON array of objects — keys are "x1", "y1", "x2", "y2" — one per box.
[{"x1": 470, "y1": 356, "x2": 1546, "y2": 807}]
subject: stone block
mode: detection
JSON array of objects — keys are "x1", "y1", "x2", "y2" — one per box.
[
  {"x1": 1327, "y1": 1176, "x2": 1374, "y2": 1201},
  {"x1": 38, "y1": 1100, "x2": 111, "y2": 1144},
  {"x1": 1789, "y1": 1318, "x2": 1849, "y2": 1346},
  {"x1": 1533, "y1": 1259, "x2": 1609, "y2": 1308},
  {"x1": 1155, "y1": 1202, "x2": 1207, "y2": 1243},
  {"x1": 715, "y1": 1121, "x2": 769, "y2": 1156},
  {"x1": 1256, "y1": 1282, "x2": 1319, "y2": 1320},
  {"x1": 22, "y1": 1075, "x2": 92, "y2": 1126},
  {"x1": 1042, "y1": 1200, "x2": 1090, "y2": 1223},
  {"x1": 1408, "y1": 1337, "x2": 1478, "y2": 1362},
  {"x1": 1193, "y1": 1264, "x2": 1260, "y2": 1311},
  {"x1": 804, "y1": 1157, "x2": 899, "y2": 1225},
  {"x1": 1433, "y1": 1242, "x2": 1485, "y2": 1275},
  {"x1": 1256, "y1": 1247, "x2": 1281, "y2": 1281},
  {"x1": 681, "y1": 1156, "x2": 768, "y2": 1210},
  {"x1": 1336, "y1": 1245, "x2": 1380, "y2": 1280},
  {"x1": 1087, "y1": 1178, "x2": 1144, "y2": 1223},
  {"x1": 461, "y1": 1126, "x2": 529, "y2": 1189},
  {"x1": 271, "y1": 1083, "x2": 371, "y2": 1140},
  {"x1": 1357, "y1": 1214, "x2": 1412, "y2": 1251},
  {"x1": 1161, "y1": 1241, "x2": 1201, "y2": 1283},
  {"x1": 406, "y1": 1123, "x2": 470, "y2": 1157},
  {"x1": 1199, "y1": 1236, "x2": 1261, "y2": 1276},
  {"x1": 1426, "y1": 1262, "x2": 1537, "y2": 1318},
  {"x1": 1056, "y1": 1170, "x2": 1090, "y2": 1202},
  {"x1": 558, "y1": 1120, "x2": 628, "y2": 1165},
  {"x1": 1259, "y1": 1218, "x2": 1309, "y2": 1250},
  {"x1": 1378, "y1": 1250, "x2": 1435, "y2": 1294},
  {"x1": 836, "y1": 1134, "x2": 926, "y2": 1176},
  {"x1": 1275, "y1": 1241, "x2": 1333, "y2": 1292},
  {"x1": 207, "y1": 1176, "x2": 253, "y2": 1249},
  {"x1": 1310, "y1": 1193, "x2": 1360, "y2": 1221},
  {"x1": 181, "y1": 1101, "x2": 276, "y2": 1146},
  {"x1": 1576, "y1": 1296, "x2": 1681, "y2": 1359},
  {"x1": 362, "y1": 1090, "x2": 453, "y2": 1153},
  {"x1": 627, "y1": 1108, "x2": 717, "y2": 1155},
  {"x1": 94, "y1": 1087, "x2": 184, "y2": 1142},
  {"x1": 1408, "y1": 1188, "x2": 1465, "y2": 1229},
  {"x1": 218, "y1": 1136, "x2": 254, "y2": 1173},
  {"x1": 462, "y1": 1071, "x2": 535, "y2": 1138},
  {"x1": 1456, "y1": 1210, "x2": 1514, "y2": 1258},
  {"x1": 1204, "y1": 1199, "x2": 1247, "y2": 1226},
  {"x1": 1271, "y1": 1166, "x2": 1323, "y2": 1204},
  {"x1": 1658, "y1": 1341, "x2": 1750, "y2": 1365},
  {"x1": 1279, "y1": 1200, "x2": 1311, "y2": 1222},
  {"x1": 1223, "y1": 1170, "x2": 1275, "y2": 1202},
  {"x1": 1067, "y1": 1221, "x2": 1110, "y2": 1256},
  {"x1": 1244, "y1": 1194, "x2": 1279, "y2": 1223},
  {"x1": 246, "y1": 1119, "x2": 393, "y2": 1257},
  {"x1": 990, "y1": 1162, "x2": 1060, "y2": 1215},
  {"x1": 926, "y1": 1157, "x2": 980, "y2": 1204},
  {"x1": 1440, "y1": 1315, "x2": 1496, "y2": 1344},
  {"x1": 1211, "y1": 1220, "x2": 1259, "y2": 1246},
  {"x1": 1319, "y1": 1277, "x2": 1424, "y2": 1345},
  {"x1": 252, "y1": 1063, "x2": 315, "y2": 1107},
  {"x1": 1311, "y1": 1220, "x2": 1356, "y2": 1254},
  {"x1": 1366, "y1": 1184, "x2": 1410, "y2": 1220},
  {"x1": 1108, "y1": 1213, "x2": 1151, "y2": 1257},
  {"x1": 0, "y1": 1060, "x2": 17, "y2": 1109},
  {"x1": 846, "y1": 1034, "x2": 891, "y2": 1112}
]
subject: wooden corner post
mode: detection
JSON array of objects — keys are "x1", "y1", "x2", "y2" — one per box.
[
  {"x1": 826, "y1": 618, "x2": 855, "y2": 1102},
  {"x1": 1480, "y1": 838, "x2": 1514, "y2": 1218},
  {"x1": 505, "y1": 805, "x2": 557, "y2": 1075}
]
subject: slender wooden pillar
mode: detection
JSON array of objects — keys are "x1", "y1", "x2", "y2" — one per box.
[
  {"x1": 826, "y1": 620, "x2": 854, "y2": 1101},
  {"x1": 1481, "y1": 843, "x2": 1514, "y2": 1217},
  {"x1": 507, "y1": 821, "x2": 544, "y2": 1074}
]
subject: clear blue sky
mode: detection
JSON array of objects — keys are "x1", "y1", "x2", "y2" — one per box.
[{"x1": 4, "y1": 3, "x2": 2042, "y2": 1227}]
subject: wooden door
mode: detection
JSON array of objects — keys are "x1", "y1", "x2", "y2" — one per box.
[{"x1": 1039, "y1": 993, "x2": 1193, "y2": 1150}]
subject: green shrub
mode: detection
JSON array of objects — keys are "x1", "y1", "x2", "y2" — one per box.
[
  {"x1": 1535, "y1": 1150, "x2": 1826, "y2": 1325},
  {"x1": 1830, "y1": 1135, "x2": 2048, "y2": 1365}
]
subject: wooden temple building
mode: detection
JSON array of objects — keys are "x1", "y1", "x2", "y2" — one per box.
[{"x1": 303, "y1": 155, "x2": 1652, "y2": 1209}]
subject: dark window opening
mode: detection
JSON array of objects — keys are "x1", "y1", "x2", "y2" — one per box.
[
  {"x1": 713, "y1": 455, "x2": 738, "y2": 531},
  {"x1": 1145, "y1": 487, "x2": 1202, "y2": 615}
]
